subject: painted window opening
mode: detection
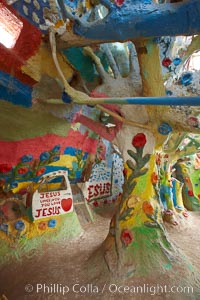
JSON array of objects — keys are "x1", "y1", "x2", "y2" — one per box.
[{"x1": 0, "y1": 3, "x2": 23, "y2": 48}]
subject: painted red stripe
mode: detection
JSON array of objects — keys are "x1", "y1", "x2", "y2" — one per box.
[{"x1": 0, "y1": 131, "x2": 98, "y2": 165}]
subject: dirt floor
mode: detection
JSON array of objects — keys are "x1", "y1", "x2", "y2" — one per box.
[{"x1": 0, "y1": 211, "x2": 200, "y2": 300}]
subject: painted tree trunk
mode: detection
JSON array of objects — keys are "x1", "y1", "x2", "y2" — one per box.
[
  {"x1": 102, "y1": 40, "x2": 194, "y2": 282},
  {"x1": 103, "y1": 149, "x2": 176, "y2": 277}
]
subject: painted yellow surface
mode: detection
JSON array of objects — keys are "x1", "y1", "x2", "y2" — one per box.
[
  {"x1": 0, "y1": 215, "x2": 62, "y2": 243},
  {"x1": 12, "y1": 154, "x2": 77, "y2": 194},
  {"x1": 120, "y1": 155, "x2": 161, "y2": 229},
  {"x1": 21, "y1": 41, "x2": 74, "y2": 82},
  {"x1": 49, "y1": 154, "x2": 77, "y2": 168}
]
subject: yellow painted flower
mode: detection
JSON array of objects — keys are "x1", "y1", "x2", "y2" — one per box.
[{"x1": 127, "y1": 195, "x2": 140, "y2": 208}]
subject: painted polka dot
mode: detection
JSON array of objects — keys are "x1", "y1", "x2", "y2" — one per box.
[
  {"x1": 32, "y1": 11, "x2": 40, "y2": 24},
  {"x1": 33, "y1": 0, "x2": 40, "y2": 10},
  {"x1": 23, "y1": 5, "x2": 29, "y2": 16}
]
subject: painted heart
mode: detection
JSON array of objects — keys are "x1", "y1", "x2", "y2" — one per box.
[{"x1": 61, "y1": 198, "x2": 73, "y2": 212}]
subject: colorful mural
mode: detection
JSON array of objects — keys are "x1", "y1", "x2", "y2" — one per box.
[{"x1": 0, "y1": 1, "x2": 200, "y2": 295}]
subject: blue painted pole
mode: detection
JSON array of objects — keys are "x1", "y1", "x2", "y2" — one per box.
[
  {"x1": 124, "y1": 97, "x2": 200, "y2": 106},
  {"x1": 73, "y1": 96, "x2": 200, "y2": 106}
]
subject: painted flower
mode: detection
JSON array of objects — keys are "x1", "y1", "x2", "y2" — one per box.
[
  {"x1": 162, "y1": 57, "x2": 172, "y2": 68},
  {"x1": 36, "y1": 167, "x2": 46, "y2": 176},
  {"x1": 158, "y1": 122, "x2": 172, "y2": 135},
  {"x1": 17, "y1": 167, "x2": 29, "y2": 175},
  {"x1": 132, "y1": 133, "x2": 147, "y2": 148},
  {"x1": 121, "y1": 229, "x2": 134, "y2": 246},
  {"x1": 21, "y1": 154, "x2": 33, "y2": 163},
  {"x1": 14, "y1": 220, "x2": 25, "y2": 231},
  {"x1": 52, "y1": 145, "x2": 61, "y2": 152},
  {"x1": 180, "y1": 72, "x2": 193, "y2": 86},
  {"x1": 155, "y1": 153, "x2": 161, "y2": 166},
  {"x1": 38, "y1": 221, "x2": 47, "y2": 230},
  {"x1": 151, "y1": 172, "x2": 158, "y2": 185},
  {"x1": 115, "y1": 0, "x2": 125, "y2": 6},
  {"x1": 198, "y1": 194, "x2": 200, "y2": 199},
  {"x1": 40, "y1": 151, "x2": 50, "y2": 161},
  {"x1": 48, "y1": 219, "x2": 57, "y2": 228},
  {"x1": 187, "y1": 116, "x2": 199, "y2": 127},
  {"x1": 82, "y1": 152, "x2": 88, "y2": 160},
  {"x1": 123, "y1": 168, "x2": 128, "y2": 177},
  {"x1": 188, "y1": 190, "x2": 194, "y2": 197},
  {"x1": 127, "y1": 195, "x2": 140, "y2": 208},
  {"x1": 173, "y1": 57, "x2": 181, "y2": 66},
  {"x1": 93, "y1": 201, "x2": 98, "y2": 207},
  {"x1": 0, "y1": 164, "x2": 12, "y2": 173},
  {"x1": 142, "y1": 201, "x2": 154, "y2": 215},
  {"x1": 10, "y1": 181, "x2": 18, "y2": 189}
]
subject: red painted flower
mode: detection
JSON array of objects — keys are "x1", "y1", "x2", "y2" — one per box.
[
  {"x1": 93, "y1": 201, "x2": 98, "y2": 207},
  {"x1": 132, "y1": 133, "x2": 147, "y2": 148},
  {"x1": 188, "y1": 190, "x2": 194, "y2": 197},
  {"x1": 0, "y1": 164, "x2": 12, "y2": 173},
  {"x1": 17, "y1": 167, "x2": 29, "y2": 174},
  {"x1": 155, "y1": 153, "x2": 161, "y2": 166},
  {"x1": 162, "y1": 57, "x2": 172, "y2": 68},
  {"x1": 115, "y1": 0, "x2": 125, "y2": 6},
  {"x1": 123, "y1": 168, "x2": 128, "y2": 177},
  {"x1": 198, "y1": 194, "x2": 200, "y2": 199},
  {"x1": 36, "y1": 167, "x2": 46, "y2": 176},
  {"x1": 121, "y1": 229, "x2": 134, "y2": 246},
  {"x1": 187, "y1": 116, "x2": 198, "y2": 127},
  {"x1": 151, "y1": 172, "x2": 158, "y2": 185}
]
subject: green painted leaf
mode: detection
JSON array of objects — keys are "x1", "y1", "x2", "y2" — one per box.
[
  {"x1": 127, "y1": 150, "x2": 138, "y2": 162},
  {"x1": 143, "y1": 153, "x2": 151, "y2": 163},
  {"x1": 127, "y1": 159, "x2": 135, "y2": 171},
  {"x1": 144, "y1": 221, "x2": 159, "y2": 228},
  {"x1": 119, "y1": 207, "x2": 134, "y2": 221}
]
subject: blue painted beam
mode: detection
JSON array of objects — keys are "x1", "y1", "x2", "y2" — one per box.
[
  {"x1": 65, "y1": 0, "x2": 200, "y2": 41},
  {"x1": 0, "y1": 71, "x2": 32, "y2": 107}
]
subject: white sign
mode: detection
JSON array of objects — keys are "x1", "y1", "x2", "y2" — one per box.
[
  {"x1": 84, "y1": 180, "x2": 112, "y2": 202},
  {"x1": 32, "y1": 171, "x2": 73, "y2": 220}
]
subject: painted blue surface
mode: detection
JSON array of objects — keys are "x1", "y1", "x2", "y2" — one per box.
[
  {"x1": 0, "y1": 71, "x2": 32, "y2": 107},
  {"x1": 172, "y1": 180, "x2": 177, "y2": 207},
  {"x1": 160, "y1": 184, "x2": 173, "y2": 210},
  {"x1": 65, "y1": 0, "x2": 200, "y2": 40},
  {"x1": 12, "y1": 0, "x2": 51, "y2": 32},
  {"x1": 99, "y1": 97, "x2": 200, "y2": 106}
]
